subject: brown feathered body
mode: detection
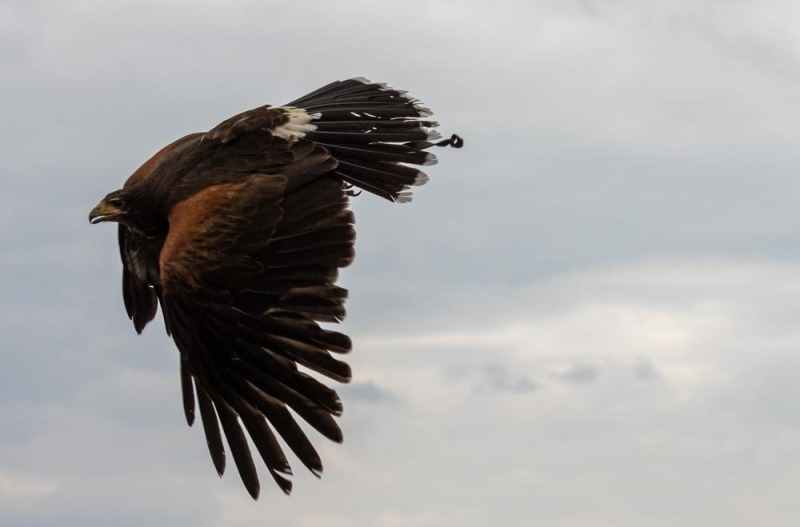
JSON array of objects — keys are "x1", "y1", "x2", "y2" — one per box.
[{"x1": 90, "y1": 78, "x2": 462, "y2": 499}]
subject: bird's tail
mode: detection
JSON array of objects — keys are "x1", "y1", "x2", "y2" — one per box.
[{"x1": 287, "y1": 78, "x2": 463, "y2": 202}]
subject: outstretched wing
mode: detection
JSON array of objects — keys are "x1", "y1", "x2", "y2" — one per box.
[
  {"x1": 159, "y1": 163, "x2": 355, "y2": 498},
  {"x1": 118, "y1": 78, "x2": 461, "y2": 335}
]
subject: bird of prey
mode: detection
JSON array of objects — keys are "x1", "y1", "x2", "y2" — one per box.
[{"x1": 88, "y1": 78, "x2": 462, "y2": 499}]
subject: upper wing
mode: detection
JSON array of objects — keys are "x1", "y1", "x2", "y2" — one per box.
[{"x1": 158, "y1": 161, "x2": 355, "y2": 498}]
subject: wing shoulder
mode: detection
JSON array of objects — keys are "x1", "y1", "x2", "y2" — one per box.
[{"x1": 123, "y1": 133, "x2": 204, "y2": 189}]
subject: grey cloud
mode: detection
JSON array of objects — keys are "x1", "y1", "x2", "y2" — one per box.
[
  {"x1": 340, "y1": 381, "x2": 399, "y2": 405},
  {"x1": 480, "y1": 362, "x2": 538, "y2": 394},
  {"x1": 631, "y1": 357, "x2": 663, "y2": 382},
  {"x1": 556, "y1": 363, "x2": 600, "y2": 384}
]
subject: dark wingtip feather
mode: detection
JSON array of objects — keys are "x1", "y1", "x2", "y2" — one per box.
[
  {"x1": 180, "y1": 357, "x2": 196, "y2": 426},
  {"x1": 275, "y1": 474, "x2": 293, "y2": 495},
  {"x1": 246, "y1": 480, "x2": 261, "y2": 500},
  {"x1": 197, "y1": 386, "x2": 226, "y2": 477},
  {"x1": 218, "y1": 404, "x2": 261, "y2": 499}
]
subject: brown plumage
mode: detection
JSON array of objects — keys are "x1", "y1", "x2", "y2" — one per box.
[{"x1": 89, "y1": 78, "x2": 462, "y2": 499}]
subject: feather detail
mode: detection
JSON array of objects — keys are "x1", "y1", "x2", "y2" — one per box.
[{"x1": 286, "y1": 77, "x2": 462, "y2": 202}]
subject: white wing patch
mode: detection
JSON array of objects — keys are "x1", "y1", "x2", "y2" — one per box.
[{"x1": 273, "y1": 107, "x2": 320, "y2": 141}]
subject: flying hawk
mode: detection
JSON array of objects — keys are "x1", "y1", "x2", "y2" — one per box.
[{"x1": 88, "y1": 78, "x2": 462, "y2": 499}]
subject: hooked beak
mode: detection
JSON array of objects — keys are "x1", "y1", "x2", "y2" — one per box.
[{"x1": 88, "y1": 201, "x2": 122, "y2": 224}]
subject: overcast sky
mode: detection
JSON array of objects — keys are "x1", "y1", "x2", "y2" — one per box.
[{"x1": 3, "y1": 1, "x2": 800, "y2": 526}]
